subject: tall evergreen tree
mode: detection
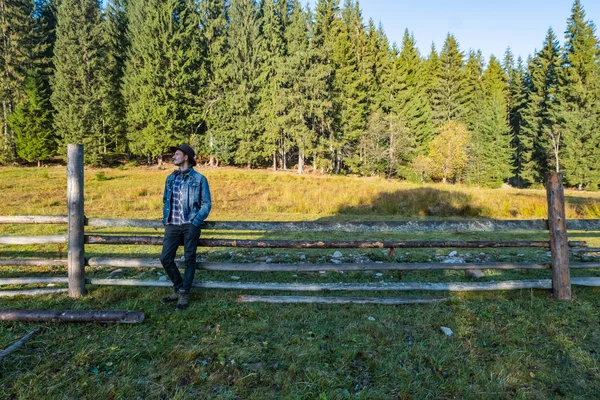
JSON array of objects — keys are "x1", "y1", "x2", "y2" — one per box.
[
  {"x1": 258, "y1": 0, "x2": 287, "y2": 169},
  {"x1": 463, "y1": 49, "x2": 484, "y2": 133},
  {"x1": 394, "y1": 29, "x2": 432, "y2": 155},
  {"x1": 8, "y1": 69, "x2": 53, "y2": 165},
  {"x1": 51, "y1": 0, "x2": 107, "y2": 162},
  {"x1": 504, "y1": 49, "x2": 527, "y2": 187},
  {"x1": 220, "y1": 0, "x2": 262, "y2": 167},
  {"x1": 520, "y1": 28, "x2": 562, "y2": 184},
  {"x1": 0, "y1": 0, "x2": 36, "y2": 163},
  {"x1": 559, "y1": 0, "x2": 600, "y2": 189},
  {"x1": 431, "y1": 34, "x2": 468, "y2": 126},
  {"x1": 99, "y1": 0, "x2": 128, "y2": 156},
  {"x1": 465, "y1": 55, "x2": 513, "y2": 187},
  {"x1": 199, "y1": 0, "x2": 230, "y2": 166},
  {"x1": 123, "y1": 0, "x2": 203, "y2": 164}
]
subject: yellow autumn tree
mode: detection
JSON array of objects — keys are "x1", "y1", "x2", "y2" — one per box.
[{"x1": 429, "y1": 121, "x2": 471, "y2": 183}]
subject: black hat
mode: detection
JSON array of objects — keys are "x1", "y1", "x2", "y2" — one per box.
[{"x1": 170, "y1": 144, "x2": 197, "y2": 166}]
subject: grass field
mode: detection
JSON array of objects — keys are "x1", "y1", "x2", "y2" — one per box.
[{"x1": 1, "y1": 165, "x2": 599, "y2": 399}]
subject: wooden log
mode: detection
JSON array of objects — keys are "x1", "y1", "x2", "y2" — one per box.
[
  {"x1": 570, "y1": 262, "x2": 600, "y2": 269},
  {"x1": 0, "y1": 235, "x2": 67, "y2": 245},
  {"x1": 571, "y1": 277, "x2": 600, "y2": 286},
  {"x1": 85, "y1": 235, "x2": 587, "y2": 248},
  {"x1": 0, "y1": 277, "x2": 68, "y2": 285},
  {"x1": 237, "y1": 295, "x2": 453, "y2": 305},
  {"x1": 0, "y1": 288, "x2": 68, "y2": 297},
  {"x1": 547, "y1": 173, "x2": 571, "y2": 300},
  {"x1": 86, "y1": 257, "x2": 551, "y2": 271},
  {"x1": 0, "y1": 259, "x2": 68, "y2": 267},
  {"x1": 67, "y1": 144, "x2": 86, "y2": 298},
  {"x1": 87, "y1": 278, "x2": 556, "y2": 291},
  {"x1": 0, "y1": 327, "x2": 43, "y2": 361},
  {"x1": 83, "y1": 218, "x2": 552, "y2": 232},
  {"x1": 570, "y1": 248, "x2": 600, "y2": 253},
  {"x1": 0, "y1": 310, "x2": 144, "y2": 324},
  {"x1": 0, "y1": 216, "x2": 68, "y2": 224}
]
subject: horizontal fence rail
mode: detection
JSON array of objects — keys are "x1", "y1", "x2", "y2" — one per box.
[{"x1": 83, "y1": 235, "x2": 587, "y2": 249}]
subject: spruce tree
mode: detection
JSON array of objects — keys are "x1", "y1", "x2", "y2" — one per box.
[
  {"x1": 51, "y1": 0, "x2": 107, "y2": 163},
  {"x1": 520, "y1": 28, "x2": 561, "y2": 184},
  {"x1": 504, "y1": 49, "x2": 527, "y2": 187},
  {"x1": 394, "y1": 29, "x2": 432, "y2": 155},
  {"x1": 123, "y1": 0, "x2": 202, "y2": 164},
  {"x1": 559, "y1": 0, "x2": 600, "y2": 189},
  {"x1": 8, "y1": 69, "x2": 53, "y2": 165},
  {"x1": 0, "y1": 0, "x2": 36, "y2": 163},
  {"x1": 463, "y1": 50, "x2": 484, "y2": 133},
  {"x1": 431, "y1": 34, "x2": 468, "y2": 126},
  {"x1": 465, "y1": 55, "x2": 513, "y2": 187},
  {"x1": 258, "y1": 0, "x2": 287, "y2": 169},
  {"x1": 220, "y1": 0, "x2": 263, "y2": 167}
]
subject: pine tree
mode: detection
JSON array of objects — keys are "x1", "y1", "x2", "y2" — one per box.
[
  {"x1": 465, "y1": 55, "x2": 513, "y2": 187},
  {"x1": 123, "y1": 0, "x2": 203, "y2": 164},
  {"x1": 463, "y1": 50, "x2": 484, "y2": 133},
  {"x1": 198, "y1": 0, "x2": 230, "y2": 166},
  {"x1": 280, "y1": 0, "x2": 313, "y2": 173},
  {"x1": 504, "y1": 49, "x2": 527, "y2": 187},
  {"x1": 98, "y1": 0, "x2": 128, "y2": 156},
  {"x1": 431, "y1": 34, "x2": 468, "y2": 126},
  {"x1": 394, "y1": 29, "x2": 432, "y2": 155},
  {"x1": 0, "y1": 0, "x2": 36, "y2": 163},
  {"x1": 51, "y1": 0, "x2": 107, "y2": 163},
  {"x1": 8, "y1": 69, "x2": 53, "y2": 165},
  {"x1": 331, "y1": 0, "x2": 367, "y2": 173},
  {"x1": 559, "y1": 0, "x2": 600, "y2": 189},
  {"x1": 258, "y1": 0, "x2": 287, "y2": 169},
  {"x1": 520, "y1": 28, "x2": 561, "y2": 184},
  {"x1": 220, "y1": 0, "x2": 262, "y2": 167}
]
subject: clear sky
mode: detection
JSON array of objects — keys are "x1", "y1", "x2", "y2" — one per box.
[{"x1": 307, "y1": 0, "x2": 600, "y2": 63}]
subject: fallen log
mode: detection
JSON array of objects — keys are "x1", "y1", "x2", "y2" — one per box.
[
  {"x1": 0, "y1": 327, "x2": 43, "y2": 361},
  {"x1": 0, "y1": 310, "x2": 144, "y2": 324},
  {"x1": 237, "y1": 295, "x2": 452, "y2": 305},
  {"x1": 0, "y1": 289, "x2": 68, "y2": 298}
]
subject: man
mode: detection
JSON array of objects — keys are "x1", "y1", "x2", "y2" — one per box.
[{"x1": 160, "y1": 144, "x2": 212, "y2": 310}]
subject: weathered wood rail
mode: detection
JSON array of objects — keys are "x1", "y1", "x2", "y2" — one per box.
[{"x1": 1, "y1": 144, "x2": 599, "y2": 302}]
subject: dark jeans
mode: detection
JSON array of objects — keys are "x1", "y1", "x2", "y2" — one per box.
[{"x1": 160, "y1": 223, "x2": 201, "y2": 293}]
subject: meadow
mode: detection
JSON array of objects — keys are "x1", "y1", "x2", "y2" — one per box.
[{"x1": 1, "y1": 165, "x2": 599, "y2": 399}]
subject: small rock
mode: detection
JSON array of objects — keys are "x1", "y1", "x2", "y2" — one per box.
[
  {"x1": 332, "y1": 251, "x2": 343, "y2": 258},
  {"x1": 517, "y1": 254, "x2": 524, "y2": 257},
  {"x1": 442, "y1": 257, "x2": 465, "y2": 264},
  {"x1": 292, "y1": 274, "x2": 298, "y2": 278},
  {"x1": 265, "y1": 257, "x2": 274, "y2": 263},
  {"x1": 108, "y1": 269, "x2": 123, "y2": 278},
  {"x1": 367, "y1": 316, "x2": 375, "y2": 321},
  {"x1": 331, "y1": 258, "x2": 342, "y2": 264},
  {"x1": 375, "y1": 273, "x2": 383, "y2": 277},
  {"x1": 448, "y1": 251, "x2": 458, "y2": 257},
  {"x1": 319, "y1": 271, "x2": 326, "y2": 274},
  {"x1": 375, "y1": 261, "x2": 383, "y2": 264},
  {"x1": 46, "y1": 283, "x2": 56, "y2": 287},
  {"x1": 299, "y1": 254, "x2": 306, "y2": 260},
  {"x1": 158, "y1": 275, "x2": 168, "y2": 281},
  {"x1": 231, "y1": 276, "x2": 240, "y2": 280},
  {"x1": 440, "y1": 326, "x2": 453, "y2": 336},
  {"x1": 465, "y1": 269, "x2": 485, "y2": 279}
]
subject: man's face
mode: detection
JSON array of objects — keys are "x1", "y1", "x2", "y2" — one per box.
[{"x1": 173, "y1": 150, "x2": 187, "y2": 166}]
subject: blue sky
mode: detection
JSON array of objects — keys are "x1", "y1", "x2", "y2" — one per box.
[{"x1": 307, "y1": 0, "x2": 600, "y2": 63}]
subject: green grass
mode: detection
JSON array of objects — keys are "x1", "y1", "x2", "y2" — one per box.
[{"x1": 1, "y1": 166, "x2": 600, "y2": 399}]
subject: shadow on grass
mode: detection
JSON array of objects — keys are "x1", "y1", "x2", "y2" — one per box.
[{"x1": 332, "y1": 188, "x2": 487, "y2": 218}]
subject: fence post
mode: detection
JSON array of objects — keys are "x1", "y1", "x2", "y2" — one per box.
[
  {"x1": 67, "y1": 144, "x2": 86, "y2": 298},
  {"x1": 546, "y1": 173, "x2": 571, "y2": 300}
]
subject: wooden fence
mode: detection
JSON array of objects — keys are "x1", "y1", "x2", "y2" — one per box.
[{"x1": 1, "y1": 144, "x2": 600, "y2": 303}]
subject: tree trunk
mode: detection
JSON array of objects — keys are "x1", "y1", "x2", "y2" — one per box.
[
  {"x1": 273, "y1": 150, "x2": 277, "y2": 171},
  {"x1": 298, "y1": 150, "x2": 304, "y2": 174}
]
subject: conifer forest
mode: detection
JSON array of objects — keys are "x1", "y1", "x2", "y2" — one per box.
[{"x1": 1, "y1": 0, "x2": 600, "y2": 189}]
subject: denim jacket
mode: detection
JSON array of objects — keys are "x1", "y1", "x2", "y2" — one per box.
[{"x1": 162, "y1": 168, "x2": 212, "y2": 227}]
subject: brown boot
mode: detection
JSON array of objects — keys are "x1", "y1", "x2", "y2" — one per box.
[
  {"x1": 176, "y1": 291, "x2": 190, "y2": 310},
  {"x1": 161, "y1": 291, "x2": 179, "y2": 303}
]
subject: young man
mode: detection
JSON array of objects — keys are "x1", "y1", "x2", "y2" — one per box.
[{"x1": 160, "y1": 144, "x2": 212, "y2": 310}]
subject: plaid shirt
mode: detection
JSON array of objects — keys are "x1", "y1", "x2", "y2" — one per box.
[{"x1": 168, "y1": 169, "x2": 191, "y2": 225}]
